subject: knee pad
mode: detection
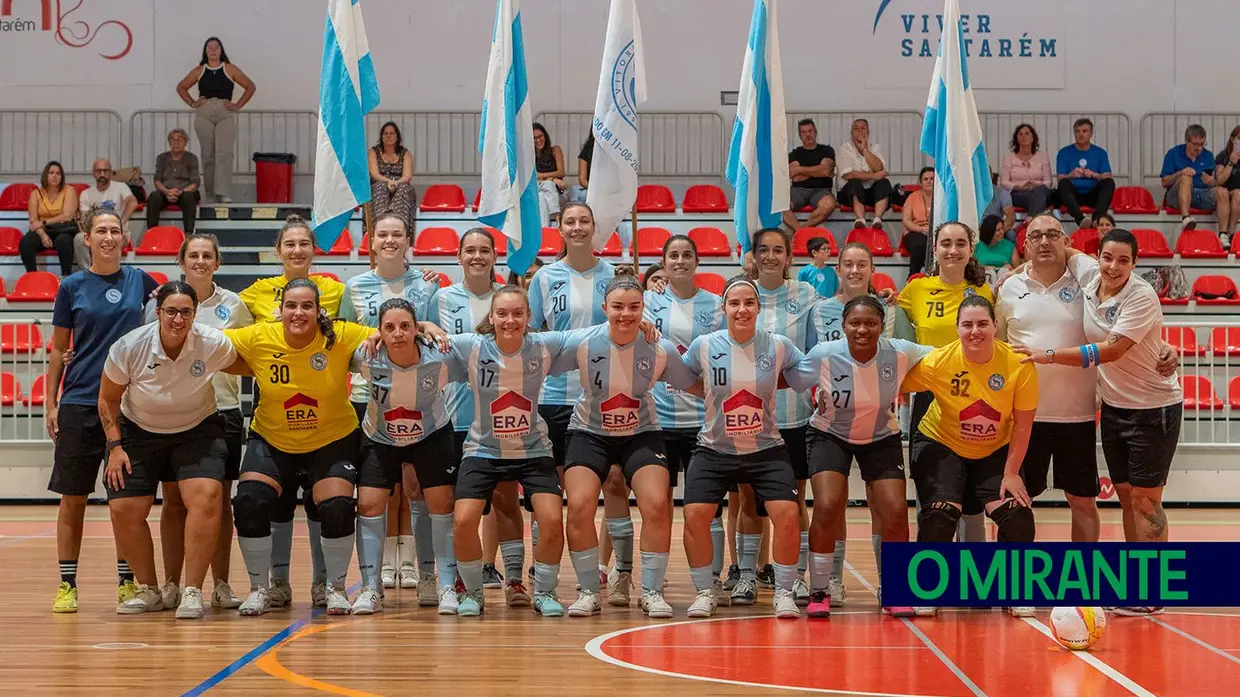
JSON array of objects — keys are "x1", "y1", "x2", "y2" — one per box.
[
  {"x1": 316, "y1": 496, "x2": 356, "y2": 539},
  {"x1": 271, "y1": 484, "x2": 298, "y2": 523},
  {"x1": 303, "y1": 488, "x2": 321, "y2": 522},
  {"x1": 233, "y1": 480, "x2": 278, "y2": 538},
  {"x1": 989, "y1": 501, "x2": 1035, "y2": 543},
  {"x1": 916, "y1": 501, "x2": 962, "y2": 543}
]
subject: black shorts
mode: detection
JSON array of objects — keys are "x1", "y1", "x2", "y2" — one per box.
[
  {"x1": 538, "y1": 405, "x2": 573, "y2": 468},
  {"x1": 221, "y1": 408, "x2": 245, "y2": 481},
  {"x1": 241, "y1": 429, "x2": 361, "y2": 490},
  {"x1": 362, "y1": 426, "x2": 458, "y2": 491},
  {"x1": 780, "y1": 425, "x2": 810, "y2": 481},
  {"x1": 1100, "y1": 403, "x2": 1182, "y2": 489},
  {"x1": 663, "y1": 428, "x2": 699, "y2": 488},
  {"x1": 456, "y1": 455, "x2": 561, "y2": 507},
  {"x1": 910, "y1": 432, "x2": 1007, "y2": 516},
  {"x1": 565, "y1": 429, "x2": 668, "y2": 487},
  {"x1": 351, "y1": 400, "x2": 367, "y2": 425},
  {"x1": 909, "y1": 391, "x2": 935, "y2": 462},
  {"x1": 107, "y1": 414, "x2": 228, "y2": 499},
  {"x1": 49, "y1": 404, "x2": 107, "y2": 496},
  {"x1": 683, "y1": 446, "x2": 799, "y2": 509},
  {"x1": 1021, "y1": 420, "x2": 1100, "y2": 498},
  {"x1": 807, "y1": 428, "x2": 906, "y2": 482}
]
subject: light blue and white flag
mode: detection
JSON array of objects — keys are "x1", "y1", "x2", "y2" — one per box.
[
  {"x1": 920, "y1": 0, "x2": 992, "y2": 239},
  {"x1": 478, "y1": 0, "x2": 541, "y2": 276},
  {"x1": 725, "y1": 0, "x2": 788, "y2": 257},
  {"x1": 587, "y1": 0, "x2": 647, "y2": 253},
  {"x1": 312, "y1": 0, "x2": 380, "y2": 251}
]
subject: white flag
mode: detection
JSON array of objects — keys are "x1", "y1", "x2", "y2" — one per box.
[{"x1": 587, "y1": 0, "x2": 647, "y2": 252}]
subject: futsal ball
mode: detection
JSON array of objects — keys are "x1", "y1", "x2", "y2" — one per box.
[{"x1": 1049, "y1": 606, "x2": 1107, "y2": 650}]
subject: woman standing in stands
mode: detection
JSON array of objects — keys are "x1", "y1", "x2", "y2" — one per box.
[
  {"x1": 20, "y1": 160, "x2": 80, "y2": 277},
  {"x1": 533, "y1": 122, "x2": 566, "y2": 225},
  {"x1": 47, "y1": 206, "x2": 162, "y2": 613},
  {"x1": 99, "y1": 282, "x2": 241, "y2": 618},
  {"x1": 176, "y1": 36, "x2": 256, "y2": 203},
  {"x1": 1000, "y1": 124, "x2": 1053, "y2": 216},
  {"x1": 368, "y1": 123, "x2": 417, "y2": 227}
]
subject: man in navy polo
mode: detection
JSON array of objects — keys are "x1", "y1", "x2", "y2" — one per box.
[
  {"x1": 1055, "y1": 118, "x2": 1116, "y2": 230},
  {"x1": 1160, "y1": 124, "x2": 1227, "y2": 238}
]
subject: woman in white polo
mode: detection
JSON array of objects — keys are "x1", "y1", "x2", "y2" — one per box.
[{"x1": 98, "y1": 281, "x2": 244, "y2": 619}]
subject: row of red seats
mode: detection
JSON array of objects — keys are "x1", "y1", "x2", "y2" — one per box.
[
  {"x1": 1182, "y1": 374, "x2": 1240, "y2": 410},
  {"x1": 1162, "y1": 327, "x2": 1240, "y2": 354},
  {"x1": 418, "y1": 184, "x2": 728, "y2": 215},
  {"x1": 0, "y1": 373, "x2": 44, "y2": 407},
  {"x1": 0, "y1": 226, "x2": 188, "y2": 257}
]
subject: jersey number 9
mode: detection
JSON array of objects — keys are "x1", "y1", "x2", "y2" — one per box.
[{"x1": 270, "y1": 364, "x2": 291, "y2": 384}]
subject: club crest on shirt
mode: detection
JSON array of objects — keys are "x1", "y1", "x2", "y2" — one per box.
[
  {"x1": 786, "y1": 299, "x2": 799, "y2": 314},
  {"x1": 596, "y1": 279, "x2": 609, "y2": 295},
  {"x1": 491, "y1": 390, "x2": 533, "y2": 439},
  {"x1": 963, "y1": 287, "x2": 977, "y2": 297},
  {"x1": 959, "y1": 399, "x2": 1001, "y2": 441},
  {"x1": 1105, "y1": 305, "x2": 1118, "y2": 324},
  {"x1": 420, "y1": 375, "x2": 437, "y2": 391},
  {"x1": 601, "y1": 393, "x2": 641, "y2": 432},
  {"x1": 524, "y1": 357, "x2": 542, "y2": 374},
  {"x1": 636, "y1": 356, "x2": 653, "y2": 377},
  {"x1": 105, "y1": 288, "x2": 122, "y2": 304},
  {"x1": 880, "y1": 363, "x2": 896, "y2": 382},
  {"x1": 988, "y1": 373, "x2": 1005, "y2": 391},
  {"x1": 311, "y1": 352, "x2": 329, "y2": 371},
  {"x1": 189, "y1": 360, "x2": 206, "y2": 378},
  {"x1": 215, "y1": 305, "x2": 230, "y2": 321},
  {"x1": 723, "y1": 389, "x2": 764, "y2": 436},
  {"x1": 696, "y1": 310, "x2": 714, "y2": 327},
  {"x1": 756, "y1": 354, "x2": 773, "y2": 372},
  {"x1": 1059, "y1": 287, "x2": 1077, "y2": 303}
]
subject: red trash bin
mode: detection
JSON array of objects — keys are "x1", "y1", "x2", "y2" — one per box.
[{"x1": 252, "y1": 153, "x2": 297, "y2": 204}]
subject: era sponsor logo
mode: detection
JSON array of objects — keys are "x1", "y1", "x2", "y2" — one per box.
[
  {"x1": 283, "y1": 393, "x2": 319, "y2": 431},
  {"x1": 490, "y1": 390, "x2": 532, "y2": 439},
  {"x1": 600, "y1": 393, "x2": 640, "y2": 432},
  {"x1": 958, "y1": 399, "x2": 1001, "y2": 441},
  {"x1": 723, "y1": 389, "x2": 764, "y2": 436},
  {"x1": 383, "y1": 406, "x2": 424, "y2": 443}
]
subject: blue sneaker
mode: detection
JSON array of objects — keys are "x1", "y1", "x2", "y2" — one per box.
[
  {"x1": 456, "y1": 590, "x2": 484, "y2": 617},
  {"x1": 533, "y1": 592, "x2": 565, "y2": 617}
]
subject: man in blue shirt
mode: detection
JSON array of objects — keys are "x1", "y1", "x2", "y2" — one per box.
[
  {"x1": 1161, "y1": 123, "x2": 1225, "y2": 234},
  {"x1": 1055, "y1": 118, "x2": 1116, "y2": 229}
]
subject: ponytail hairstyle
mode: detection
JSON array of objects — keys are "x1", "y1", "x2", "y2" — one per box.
[
  {"x1": 662, "y1": 233, "x2": 699, "y2": 260},
  {"x1": 751, "y1": 227, "x2": 793, "y2": 280},
  {"x1": 956, "y1": 294, "x2": 996, "y2": 324},
  {"x1": 475, "y1": 285, "x2": 530, "y2": 336},
  {"x1": 177, "y1": 232, "x2": 221, "y2": 265},
  {"x1": 722, "y1": 273, "x2": 759, "y2": 302},
  {"x1": 282, "y1": 277, "x2": 337, "y2": 349},
  {"x1": 842, "y1": 293, "x2": 885, "y2": 323},
  {"x1": 276, "y1": 213, "x2": 314, "y2": 248},
  {"x1": 83, "y1": 205, "x2": 123, "y2": 234},
  {"x1": 459, "y1": 226, "x2": 496, "y2": 252},
  {"x1": 157, "y1": 280, "x2": 200, "y2": 309},
  {"x1": 557, "y1": 201, "x2": 595, "y2": 260},
  {"x1": 605, "y1": 273, "x2": 643, "y2": 300},
  {"x1": 378, "y1": 297, "x2": 418, "y2": 325},
  {"x1": 837, "y1": 241, "x2": 877, "y2": 293},
  {"x1": 371, "y1": 209, "x2": 410, "y2": 237},
  {"x1": 931, "y1": 221, "x2": 988, "y2": 287}
]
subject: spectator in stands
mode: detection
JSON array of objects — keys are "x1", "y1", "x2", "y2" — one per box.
[
  {"x1": 836, "y1": 118, "x2": 893, "y2": 230},
  {"x1": 782, "y1": 119, "x2": 837, "y2": 231},
  {"x1": 1000, "y1": 124, "x2": 1052, "y2": 216},
  {"x1": 176, "y1": 37, "x2": 256, "y2": 203},
  {"x1": 367, "y1": 121, "x2": 416, "y2": 226},
  {"x1": 20, "y1": 160, "x2": 80, "y2": 276},
  {"x1": 902, "y1": 166, "x2": 934, "y2": 274},
  {"x1": 1160, "y1": 123, "x2": 1225, "y2": 234},
  {"x1": 77, "y1": 159, "x2": 137, "y2": 270},
  {"x1": 572, "y1": 134, "x2": 594, "y2": 204},
  {"x1": 146, "y1": 128, "x2": 201, "y2": 234},
  {"x1": 797, "y1": 236, "x2": 839, "y2": 297},
  {"x1": 982, "y1": 171, "x2": 1016, "y2": 241},
  {"x1": 533, "y1": 122, "x2": 565, "y2": 225},
  {"x1": 1094, "y1": 212, "x2": 1116, "y2": 235},
  {"x1": 1055, "y1": 118, "x2": 1115, "y2": 229},
  {"x1": 974, "y1": 214, "x2": 1018, "y2": 271},
  {"x1": 641, "y1": 262, "x2": 668, "y2": 292},
  {"x1": 1212, "y1": 125, "x2": 1240, "y2": 249}
]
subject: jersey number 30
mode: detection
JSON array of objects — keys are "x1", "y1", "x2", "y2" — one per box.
[{"x1": 270, "y1": 364, "x2": 290, "y2": 384}]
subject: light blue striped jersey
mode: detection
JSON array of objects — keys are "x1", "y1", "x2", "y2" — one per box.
[
  {"x1": 757, "y1": 280, "x2": 820, "y2": 428},
  {"x1": 442, "y1": 332, "x2": 582, "y2": 460},
  {"x1": 352, "y1": 344, "x2": 458, "y2": 446},
  {"x1": 642, "y1": 288, "x2": 723, "y2": 429},
  {"x1": 811, "y1": 294, "x2": 912, "y2": 344},
  {"x1": 684, "y1": 329, "x2": 804, "y2": 455},
  {"x1": 785, "y1": 338, "x2": 933, "y2": 445},
  {"x1": 340, "y1": 267, "x2": 439, "y2": 403},
  {"x1": 427, "y1": 282, "x2": 500, "y2": 431},
  {"x1": 527, "y1": 259, "x2": 616, "y2": 405},
  {"x1": 564, "y1": 324, "x2": 699, "y2": 435}
]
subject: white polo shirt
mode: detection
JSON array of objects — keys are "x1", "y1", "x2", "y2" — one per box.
[
  {"x1": 194, "y1": 285, "x2": 253, "y2": 410},
  {"x1": 103, "y1": 322, "x2": 237, "y2": 434},
  {"x1": 836, "y1": 141, "x2": 887, "y2": 189},
  {"x1": 996, "y1": 263, "x2": 1096, "y2": 423},
  {"x1": 1075, "y1": 256, "x2": 1182, "y2": 410}
]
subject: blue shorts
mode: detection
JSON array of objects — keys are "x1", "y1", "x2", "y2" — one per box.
[{"x1": 1164, "y1": 186, "x2": 1216, "y2": 212}]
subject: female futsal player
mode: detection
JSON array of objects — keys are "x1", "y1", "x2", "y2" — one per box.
[
  {"x1": 99, "y1": 282, "x2": 240, "y2": 618},
  {"x1": 902, "y1": 294, "x2": 1038, "y2": 617},
  {"x1": 49, "y1": 206, "x2": 162, "y2": 613},
  {"x1": 681, "y1": 276, "x2": 808, "y2": 619}
]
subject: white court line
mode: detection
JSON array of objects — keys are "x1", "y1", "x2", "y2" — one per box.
[
  {"x1": 1020, "y1": 618, "x2": 1156, "y2": 697},
  {"x1": 0, "y1": 532, "x2": 53, "y2": 547},
  {"x1": 1146, "y1": 616, "x2": 1240, "y2": 666}
]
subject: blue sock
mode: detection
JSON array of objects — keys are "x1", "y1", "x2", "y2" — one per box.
[
  {"x1": 774, "y1": 562, "x2": 798, "y2": 592},
  {"x1": 319, "y1": 534, "x2": 353, "y2": 590},
  {"x1": 710, "y1": 517, "x2": 725, "y2": 579},
  {"x1": 269, "y1": 520, "x2": 293, "y2": 583},
  {"x1": 458, "y1": 559, "x2": 484, "y2": 593},
  {"x1": 533, "y1": 561, "x2": 560, "y2": 595},
  {"x1": 689, "y1": 565, "x2": 714, "y2": 592},
  {"x1": 799, "y1": 530, "x2": 810, "y2": 575},
  {"x1": 410, "y1": 501, "x2": 435, "y2": 576},
  {"x1": 500, "y1": 540, "x2": 525, "y2": 582},
  {"x1": 430, "y1": 513, "x2": 456, "y2": 589},
  {"x1": 237, "y1": 536, "x2": 272, "y2": 591},
  {"x1": 570, "y1": 547, "x2": 601, "y2": 593},
  {"x1": 640, "y1": 551, "x2": 669, "y2": 593},
  {"x1": 307, "y1": 520, "x2": 327, "y2": 584},
  {"x1": 356, "y1": 513, "x2": 385, "y2": 591},
  {"x1": 605, "y1": 517, "x2": 634, "y2": 573},
  {"x1": 738, "y1": 533, "x2": 760, "y2": 581}
]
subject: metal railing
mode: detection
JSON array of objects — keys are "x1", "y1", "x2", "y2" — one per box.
[
  {"x1": 1140, "y1": 113, "x2": 1240, "y2": 186},
  {"x1": 365, "y1": 111, "x2": 484, "y2": 176},
  {"x1": 979, "y1": 112, "x2": 1132, "y2": 184},
  {"x1": 535, "y1": 111, "x2": 726, "y2": 178},
  {"x1": 785, "y1": 111, "x2": 927, "y2": 179},
  {"x1": 0, "y1": 110, "x2": 124, "y2": 178},
  {"x1": 128, "y1": 110, "x2": 318, "y2": 176}
]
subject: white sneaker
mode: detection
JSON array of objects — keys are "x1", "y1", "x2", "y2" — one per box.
[
  {"x1": 713, "y1": 580, "x2": 732, "y2": 607},
  {"x1": 240, "y1": 588, "x2": 270, "y2": 616},
  {"x1": 437, "y1": 586, "x2": 459, "y2": 615},
  {"x1": 160, "y1": 581, "x2": 181, "y2": 610},
  {"x1": 607, "y1": 569, "x2": 632, "y2": 607},
  {"x1": 176, "y1": 587, "x2": 204, "y2": 619},
  {"x1": 351, "y1": 588, "x2": 383, "y2": 615},
  {"x1": 688, "y1": 587, "x2": 718, "y2": 618},
  {"x1": 417, "y1": 572, "x2": 438, "y2": 606},
  {"x1": 268, "y1": 580, "x2": 292, "y2": 608},
  {"x1": 325, "y1": 586, "x2": 351, "y2": 615},
  {"x1": 640, "y1": 590, "x2": 674, "y2": 619},
  {"x1": 311, "y1": 581, "x2": 328, "y2": 608},
  {"x1": 773, "y1": 588, "x2": 800, "y2": 619},
  {"x1": 1221, "y1": 232, "x2": 1232, "y2": 251},
  {"x1": 211, "y1": 580, "x2": 242, "y2": 609},
  {"x1": 1182, "y1": 216, "x2": 1197, "y2": 232},
  {"x1": 913, "y1": 606, "x2": 938, "y2": 617},
  {"x1": 398, "y1": 563, "x2": 419, "y2": 589},
  {"x1": 380, "y1": 565, "x2": 397, "y2": 589},
  {"x1": 827, "y1": 575, "x2": 847, "y2": 607},
  {"x1": 730, "y1": 577, "x2": 757, "y2": 605},
  {"x1": 1007, "y1": 606, "x2": 1035, "y2": 618},
  {"x1": 792, "y1": 578, "x2": 811, "y2": 607},
  {"x1": 117, "y1": 584, "x2": 163, "y2": 615},
  {"x1": 568, "y1": 590, "x2": 602, "y2": 617}
]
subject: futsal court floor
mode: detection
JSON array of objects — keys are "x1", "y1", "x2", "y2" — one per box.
[{"x1": 2, "y1": 505, "x2": 1238, "y2": 696}]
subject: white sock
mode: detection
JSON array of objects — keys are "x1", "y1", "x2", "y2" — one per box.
[
  {"x1": 384, "y1": 535, "x2": 399, "y2": 569},
  {"x1": 396, "y1": 534, "x2": 413, "y2": 567}
]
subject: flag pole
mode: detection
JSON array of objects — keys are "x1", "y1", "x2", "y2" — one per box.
[{"x1": 630, "y1": 203, "x2": 639, "y2": 275}]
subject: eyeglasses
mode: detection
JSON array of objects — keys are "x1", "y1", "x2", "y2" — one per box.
[
  {"x1": 160, "y1": 307, "x2": 194, "y2": 319},
  {"x1": 1026, "y1": 231, "x2": 1064, "y2": 242}
]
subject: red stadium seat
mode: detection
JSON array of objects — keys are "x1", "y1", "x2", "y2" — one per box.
[
  {"x1": 1210, "y1": 327, "x2": 1240, "y2": 356},
  {"x1": 358, "y1": 231, "x2": 371, "y2": 256},
  {"x1": 1163, "y1": 203, "x2": 1213, "y2": 216},
  {"x1": 437, "y1": 273, "x2": 452, "y2": 288},
  {"x1": 325, "y1": 231, "x2": 353, "y2": 256},
  {"x1": 0, "y1": 372, "x2": 18, "y2": 407},
  {"x1": 539, "y1": 227, "x2": 564, "y2": 256},
  {"x1": 70, "y1": 182, "x2": 89, "y2": 195},
  {"x1": 479, "y1": 228, "x2": 507, "y2": 257},
  {"x1": 681, "y1": 185, "x2": 728, "y2": 213},
  {"x1": 1182, "y1": 375, "x2": 1223, "y2": 410},
  {"x1": 1191, "y1": 275, "x2": 1240, "y2": 305},
  {"x1": 1228, "y1": 376, "x2": 1240, "y2": 409},
  {"x1": 0, "y1": 227, "x2": 22, "y2": 255},
  {"x1": 1, "y1": 324, "x2": 42, "y2": 354},
  {"x1": 907, "y1": 272, "x2": 927, "y2": 282},
  {"x1": 413, "y1": 227, "x2": 461, "y2": 256},
  {"x1": 9, "y1": 271, "x2": 59, "y2": 302},
  {"x1": 598, "y1": 233, "x2": 623, "y2": 257},
  {"x1": 1071, "y1": 228, "x2": 1100, "y2": 255},
  {"x1": 1014, "y1": 224, "x2": 1028, "y2": 251},
  {"x1": 310, "y1": 271, "x2": 341, "y2": 283},
  {"x1": 1131, "y1": 229, "x2": 1173, "y2": 258},
  {"x1": 871, "y1": 272, "x2": 897, "y2": 294},
  {"x1": 0, "y1": 183, "x2": 36, "y2": 211},
  {"x1": 1161, "y1": 327, "x2": 1204, "y2": 356},
  {"x1": 1175, "y1": 229, "x2": 1228, "y2": 258},
  {"x1": 635, "y1": 185, "x2": 676, "y2": 213},
  {"x1": 792, "y1": 227, "x2": 838, "y2": 256},
  {"x1": 693, "y1": 272, "x2": 726, "y2": 294},
  {"x1": 419, "y1": 184, "x2": 467, "y2": 213},
  {"x1": 472, "y1": 189, "x2": 481, "y2": 212},
  {"x1": 688, "y1": 227, "x2": 731, "y2": 257},
  {"x1": 135, "y1": 226, "x2": 185, "y2": 256},
  {"x1": 1111, "y1": 186, "x2": 1158, "y2": 215},
  {"x1": 22, "y1": 375, "x2": 45, "y2": 407},
  {"x1": 636, "y1": 227, "x2": 671, "y2": 257},
  {"x1": 845, "y1": 227, "x2": 894, "y2": 256},
  {"x1": 146, "y1": 271, "x2": 170, "y2": 285}
]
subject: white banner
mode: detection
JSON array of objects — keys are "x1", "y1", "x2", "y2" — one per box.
[
  {"x1": 865, "y1": 0, "x2": 1065, "y2": 90},
  {"x1": 0, "y1": 0, "x2": 153, "y2": 86}
]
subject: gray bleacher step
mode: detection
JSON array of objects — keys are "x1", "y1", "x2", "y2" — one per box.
[
  {"x1": 196, "y1": 205, "x2": 311, "y2": 222},
  {"x1": 220, "y1": 252, "x2": 263, "y2": 265},
  {"x1": 204, "y1": 228, "x2": 281, "y2": 247},
  {"x1": 215, "y1": 273, "x2": 265, "y2": 293}
]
